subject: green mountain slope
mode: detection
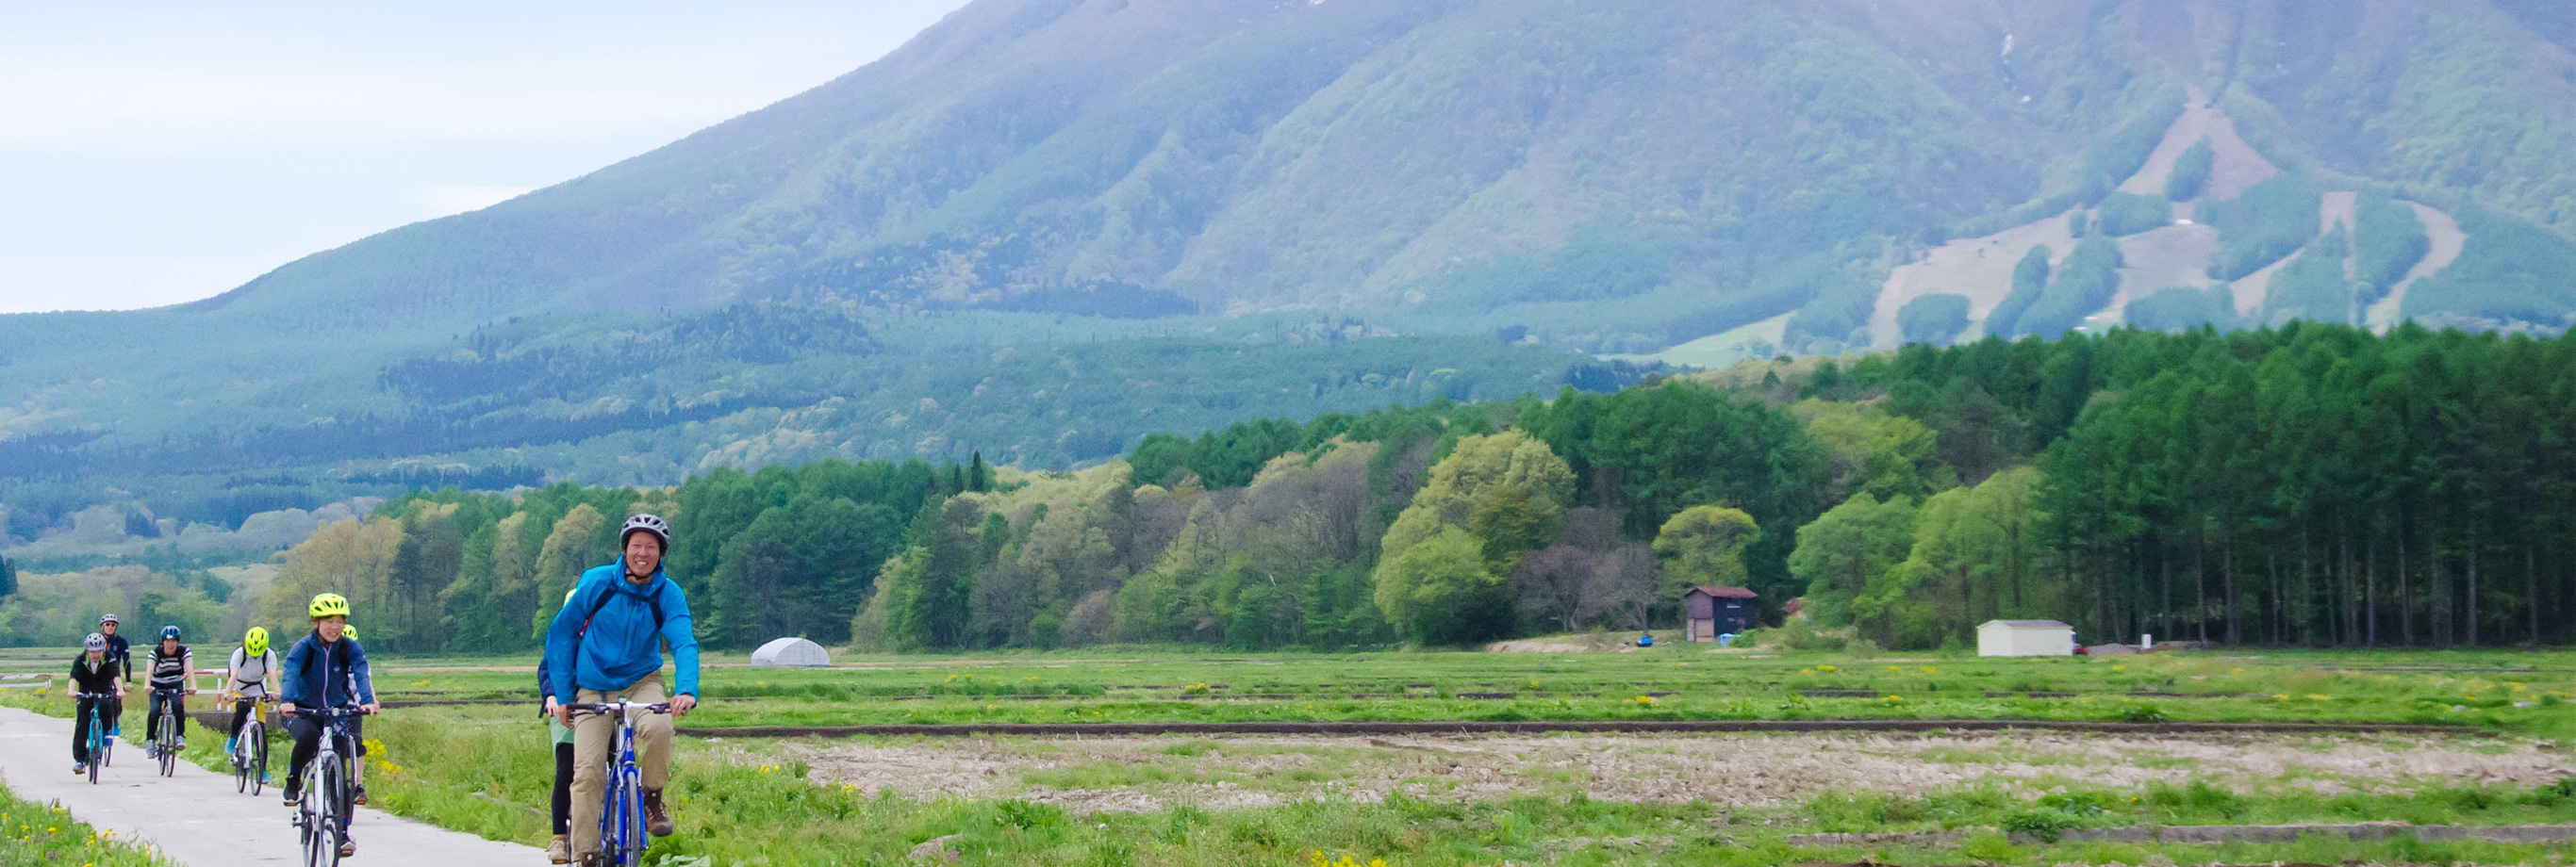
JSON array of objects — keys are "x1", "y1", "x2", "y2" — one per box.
[{"x1": 5, "y1": 0, "x2": 2576, "y2": 546}]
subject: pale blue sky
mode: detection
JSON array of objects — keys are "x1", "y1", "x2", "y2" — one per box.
[{"x1": 0, "y1": 1, "x2": 971, "y2": 314}]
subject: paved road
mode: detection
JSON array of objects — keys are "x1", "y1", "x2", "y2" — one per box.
[{"x1": 0, "y1": 705, "x2": 541, "y2": 866}]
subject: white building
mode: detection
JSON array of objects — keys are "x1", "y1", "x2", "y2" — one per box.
[
  {"x1": 1976, "y1": 619, "x2": 2075, "y2": 657},
  {"x1": 751, "y1": 636, "x2": 833, "y2": 667}
]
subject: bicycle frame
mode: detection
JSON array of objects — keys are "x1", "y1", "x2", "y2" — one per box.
[
  {"x1": 151, "y1": 687, "x2": 185, "y2": 777},
  {"x1": 73, "y1": 691, "x2": 115, "y2": 784},
  {"x1": 570, "y1": 700, "x2": 670, "y2": 867},
  {"x1": 290, "y1": 706, "x2": 363, "y2": 867},
  {"x1": 235, "y1": 696, "x2": 275, "y2": 794}
]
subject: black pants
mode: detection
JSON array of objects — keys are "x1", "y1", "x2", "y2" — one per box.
[
  {"x1": 227, "y1": 697, "x2": 262, "y2": 738},
  {"x1": 552, "y1": 742, "x2": 574, "y2": 835},
  {"x1": 284, "y1": 716, "x2": 357, "y2": 790},
  {"x1": 145, "y1": 690, "x2": 187, "y2": 742},
  {"x1": 72, "y1": 695, "x2": 122, "y2": 763}
]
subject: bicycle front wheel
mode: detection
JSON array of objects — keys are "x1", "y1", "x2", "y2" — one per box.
[
  {"x1": 314, "y1": 754, "x2": 345, "y2": 867},
  {"x1": 616, "y1": 764, "x2": 647, "y2": 867},
  {"x1": 87, "y1": 725, "x2": 100, "y2": 785}
]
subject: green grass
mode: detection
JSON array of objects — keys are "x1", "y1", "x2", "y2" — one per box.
[
  {"x1": 0, "y1": 782, "x2": 175, "y2": 866},
  {"x1": 6, "y1": 646, "x2": 2575, "y2": 865}
]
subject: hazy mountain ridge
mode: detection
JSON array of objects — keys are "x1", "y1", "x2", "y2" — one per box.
[{"x1": 6, "y1": 0, "x2": 2576, "y2": 549}]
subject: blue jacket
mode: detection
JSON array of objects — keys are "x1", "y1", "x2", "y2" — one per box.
[
  {"x1": 280, "y1": 631, "x2": 374, "y2": 709},
  {"x1": 544, "y1": 563, "x2": 700, "y2": 701}
]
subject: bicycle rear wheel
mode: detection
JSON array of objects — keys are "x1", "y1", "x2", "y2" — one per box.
[{"x1": 250, "y1": 722, "x2": 271, "y2": 796}]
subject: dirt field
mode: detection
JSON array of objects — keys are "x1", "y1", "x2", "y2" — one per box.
[{"x1": 765, "y1": 730, "x2": 2572, "y2": 814}]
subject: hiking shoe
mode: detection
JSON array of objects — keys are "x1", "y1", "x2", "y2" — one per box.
[
  {"x1": 353, "y1": 784, "x2": 368, "y2": 806},
  {"x1": 282, "y1": 783, "x2": 302, "y2": 806},
  {"x1": 73, "y1": 763, "x2": 86, "y2": 776},
  {"x1": 545, "y1": 835, "x2": 570, "y2": 864},
  {"x1": 339, "y1": 839, "x2": 356, "y2": 858},
  {"x1": 643, "y1": 788, "x2": 672, "y2": 837}
]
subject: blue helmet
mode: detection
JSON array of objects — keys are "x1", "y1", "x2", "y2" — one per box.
[{"x1": 159, "y1": 625, "x2": 181, "y2": 641}]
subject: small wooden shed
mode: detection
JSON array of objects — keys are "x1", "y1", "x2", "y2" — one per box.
[
  {"x1": 1683, "y1": 586, "x2": 1758, "y2": 642},
  {"x1": 1976, "y1": 619, "x2": 2075, "y2": 657}
]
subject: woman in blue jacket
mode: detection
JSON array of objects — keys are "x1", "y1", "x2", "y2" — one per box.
[{"x1": 278, "y1": 593, "x2": 376, "y2": 859}]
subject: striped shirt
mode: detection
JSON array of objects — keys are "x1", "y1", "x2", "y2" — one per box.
[{"x1": 146, "y1": 645, "x2": 192, "y2": 691}]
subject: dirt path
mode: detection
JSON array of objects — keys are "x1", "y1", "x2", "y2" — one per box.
[
  {"x1": 770, "y1": 728, "x2": 2568, "y2": 815},
  {"x1": 0, "y1": 705, "x2": 537, "y2": 867}
]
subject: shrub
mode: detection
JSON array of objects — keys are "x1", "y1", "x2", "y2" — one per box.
[
  {"x1": 1985, "y1": 246, "x2": 2053, "y2": 336},
  {"x1": 2095, "y1": 192, "x2": 2173, "y2": 237},
  {"x1": 2259, "y1": 226, "x2": 2355, "y2": 325},
  {"x1": 2013, "y1": 236, "x2": 2124, "y2": 338},
  {"x1": 2352, "y1": 192, "x2": 2429, "y2": 303},
  {"x1": 1897, "y1": 293, "x2": 1971, "y2": 345},
  {"x1": 2165, "y1": 138, "x2": 2215, "y2": 201},
  {"x1": 2125, "y1": 285, "x2": 2239, "y2": 332},
  {"x1": 2203, "y1": 172, "x2": 2322, "y2": 280}
]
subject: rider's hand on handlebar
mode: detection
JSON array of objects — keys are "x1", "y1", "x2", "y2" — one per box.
[
  {"x1": 278, "y1": 701, "x2": 297, "y2": 716},
  {"x1": 669, "y1": 694, "x2": 697, "y2": 718},
  {"x1": 360, "y1": 702, "x2": 380, "y2": 715},
  {"x1": 553, "y1": 702, "x2": 573, "y2": 728}
]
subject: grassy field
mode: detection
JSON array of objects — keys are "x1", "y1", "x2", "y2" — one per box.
[{"x1": 2, "y1": 643, "x2": 2570, "y2": 865}]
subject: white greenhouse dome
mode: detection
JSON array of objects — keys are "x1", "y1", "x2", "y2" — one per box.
[{"x1": 751, "y1": 636, "x2": 833, "y2": 667}]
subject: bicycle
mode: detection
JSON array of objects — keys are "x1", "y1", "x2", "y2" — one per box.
[
  {"x1": 288, "y1": 705, "x2": 365, "y2": 867},
  {"x1": 73, "y1": 691, "x2": 116, "y2": 785},
  {"x1": 150, "y1": 686, "x2": 187, "y2": 777},
  {"x1": 232, "y1": 695, "x2": 276, "y2": 794},
  {"x1": 568, "y1": 700, "x2": 671, "y2": 867}
]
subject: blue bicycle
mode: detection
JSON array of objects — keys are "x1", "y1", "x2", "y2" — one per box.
[
  {"x1": 73, "y1": 691, "x2": 117, "y2": 784},
  {"x1": 570, "y1": 700, "x2": 670, "y2": 867}
]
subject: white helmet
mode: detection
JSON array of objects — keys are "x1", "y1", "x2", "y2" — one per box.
[
  {"x1": 620, "y1": 514, "x2": 671, "y2": 551},
  {"x1": 84, "y1": 632, "x2": 107, "y2": 651}
]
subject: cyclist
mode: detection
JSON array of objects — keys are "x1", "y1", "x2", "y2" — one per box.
[
  {"x1": 99, "y1": 614, "x2": 134, "y2": 682},
  {"x1": 280, "y1": 593, "x2": 377, "y2": 859},
  {"x1": 142, "y1": 626, "x2": 196, "y2": 757},
  {"x1": 223, "y1": 627, "x2": 280, "y2": 759},
  {"x1": 99, "y1": 614, "x2": 132, "y2": 740},
  {"x1": 339, "y1": 624, "x2": 374, "y2": 805},
  {"x1": 70, "y1": 632, "x2": 126, "y2": 775},
  {"x1": 546, "y1": 514, "x2": 700, "y2": 866},
  {"x1": 537, "y1": 588, "x2": 577, "y2": 864}
]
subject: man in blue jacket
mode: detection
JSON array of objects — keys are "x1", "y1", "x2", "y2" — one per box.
[{"x1": 546, "y1": 514, "x2": 700, "y2": 865}]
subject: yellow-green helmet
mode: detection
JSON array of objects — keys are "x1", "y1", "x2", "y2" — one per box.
[
  {"x1": 244, "y1": 627, "x2": 270, "y2": 655},
  {"x1": 339, "y1": 624, "x2": 357, "y2": 641},
  {"x1": 308, "y1": 593, "x2": 350, "y2": 619}
]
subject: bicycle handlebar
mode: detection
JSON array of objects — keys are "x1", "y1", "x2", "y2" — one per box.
[
  {"x1": 72, "y1": 691, "x2": 117, "y2": 699},
  {"x1": 283, "y1": 705, "x2": 372, "y2": 718},
  {"x1": 567, "y1": 701, "x2": 672, "y2": 717}
]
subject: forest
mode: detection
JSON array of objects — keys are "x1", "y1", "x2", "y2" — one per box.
[{"x1": 14, "y1": 323, "x2": 2572, "y2": 653}]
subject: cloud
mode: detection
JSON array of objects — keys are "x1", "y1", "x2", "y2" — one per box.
[{"x1": 416, "y1": 185, "x2": 537, "y2": 218}]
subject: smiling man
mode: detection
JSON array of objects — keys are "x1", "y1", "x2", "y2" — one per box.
[{"x1": 544, "y1": 513, "x2": 701, "y2": 866}]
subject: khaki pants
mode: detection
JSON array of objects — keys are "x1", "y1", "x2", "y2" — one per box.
[{"x1": 570, "y1": 672, "x2": 673, "y2": 856}]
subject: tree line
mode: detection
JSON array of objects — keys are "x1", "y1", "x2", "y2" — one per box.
[{"x1": 239, "y1": 322, "x2": 2576, "y2": 653}]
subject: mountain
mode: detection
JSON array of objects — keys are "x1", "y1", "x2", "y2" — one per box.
[{"x1": 5, "y1": 0, "x2": 2576, "y2": 548}]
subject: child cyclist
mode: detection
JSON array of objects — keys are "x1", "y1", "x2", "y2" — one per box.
[
  {"x1": 279, "y1": 593, "x2": 377, "y2": 859},
  {"x1": 70, "y1": 632, "x2": 126, "y2": 775},
  {"x1": 223, "y1": 627, "x2": 280, "y2": 767},
  {"x1": 142, "y1": 626, "x2": 196, "y2": 757}
]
